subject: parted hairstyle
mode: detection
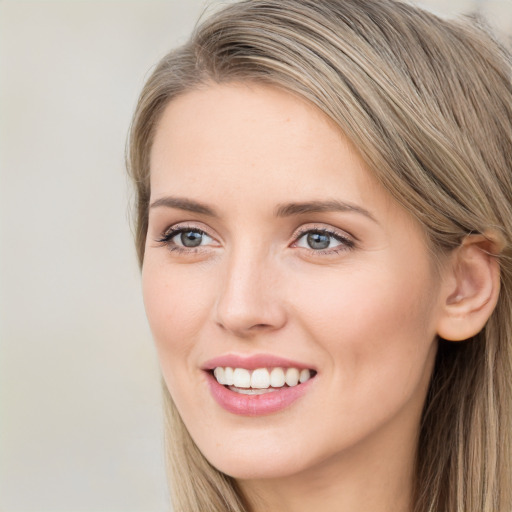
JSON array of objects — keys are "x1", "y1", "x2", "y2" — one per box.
[{"x1": 127, "y1": 1, "x2": 512, "y2": 511}]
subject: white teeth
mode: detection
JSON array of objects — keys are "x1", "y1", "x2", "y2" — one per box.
[
  {"x1": 299, "y1": 369, "x2": 311, "y2": 383},
  {"x1": 270, "y1": 367, "x2": 285, "y2": 388},
  {"x1": 224, "y1": 367, "x2": 234, "y2": 386},
  {"x1": 213, "y1": 366, "x2": 314, "y2": 389},
  {"x1": 213, "y1": 367, "x2": 226, "y2": 385},
  {"x1": 285, "y1": 368, "x2": 299, "y2": 386},
  {"x1": 233, "y1": 368, "x2": 251, "y2": 388},
  {"x1": 251, "y1": 368, "x2": 270, "y2": 389}
]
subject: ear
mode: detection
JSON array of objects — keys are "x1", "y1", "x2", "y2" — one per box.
[{"x1": 436, "y1": 233, "x2": 502, "y2": 341}]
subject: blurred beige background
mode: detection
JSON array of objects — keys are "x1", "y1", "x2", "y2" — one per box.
[{"x1": 0, "y1": 1, "x2": 510, "y2": 511}]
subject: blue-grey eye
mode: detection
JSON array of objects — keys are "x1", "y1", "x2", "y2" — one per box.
[
  {"x1": 180, "y1": 230, "x2": 203, "y2": 247},
  {"x1": 307, "y1": 232, "x2": 330, "y2": 250},
  {"x1": 295, "y1": 229, "x2": 349, "y2": 251},
  {"x1": 164, "y1": 228, "x2": 213, "y2": 248},
  {"x1": 157, "y1": 226, "x2": 216, "y2": 250}
]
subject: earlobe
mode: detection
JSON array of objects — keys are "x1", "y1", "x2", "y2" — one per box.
[{"x1": 436, "y1": 234, "x2": 502, "y2": 342}]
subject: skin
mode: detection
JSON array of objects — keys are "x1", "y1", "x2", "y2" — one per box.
[{"x1": 143, "y1": 82, "x2": 454, "y2": 512}]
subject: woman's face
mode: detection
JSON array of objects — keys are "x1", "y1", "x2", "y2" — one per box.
[{"x1": 143, "y1": 83, "x2": 444, "y2": 480}]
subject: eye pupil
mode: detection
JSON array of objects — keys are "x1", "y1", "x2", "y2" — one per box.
[
  {"x1": 180, "y1": 231, "x2": 203, "y2": 247},
  {"x1": 307, "y1": 232, "x2": 330, "y2": 250}
]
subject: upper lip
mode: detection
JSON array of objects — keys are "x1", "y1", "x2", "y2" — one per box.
[{"x1": 201, "y1": 354, "x2": 316, "y2": 371}]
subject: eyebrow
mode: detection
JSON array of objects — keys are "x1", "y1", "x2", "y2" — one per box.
[
  {"x1": 149, "y1": 196, "x2": 218, "y2": 217},
  {"x1": 149, "y1": 196, "x2": 377, "y2": 224},
  {"x1": 275, "y1": 200, "x2": 378, "y2": 223}
]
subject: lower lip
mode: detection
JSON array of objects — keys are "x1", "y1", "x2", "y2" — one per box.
[{"x1": 205, "y1": 372, "x2": 314, "y2": 416}]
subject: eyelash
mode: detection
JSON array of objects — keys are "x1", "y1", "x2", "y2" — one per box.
[
  {"x1": 292, "y1": 227, "x2": 356, "y2": 254},
  {"x1": 155, "y1": 224, "x2": 356, "y2": 255},
  {"x1": 156, "y1": 225, "x2": 213, "y2": 254}
]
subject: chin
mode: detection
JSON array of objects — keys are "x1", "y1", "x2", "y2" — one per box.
[
  {"x1": 190, "y1": 426, "x2": 323, "y2": 481},
  {"x1": 207, "y1": 452, "x2": 310, "y2": 481}
]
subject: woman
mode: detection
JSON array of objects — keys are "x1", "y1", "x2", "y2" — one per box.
[{"x1": 127, "y1": 1, "x2": 512, "y2": 511}]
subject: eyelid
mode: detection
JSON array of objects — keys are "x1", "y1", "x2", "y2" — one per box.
[
  {"x1": 292, "y1": 223, "x2": 355, "y2": 242},
  {"x1": 158, "y1": 221, "x2": 215, "y2": 238}
]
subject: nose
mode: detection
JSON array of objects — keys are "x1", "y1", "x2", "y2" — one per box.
[{"x1": 214, "y1": 248, "x2": 287, "y2": 338}]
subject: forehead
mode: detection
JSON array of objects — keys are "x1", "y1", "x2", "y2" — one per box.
[{"x1": 149, "y1": 82, "x2": 382, "y2": 212}]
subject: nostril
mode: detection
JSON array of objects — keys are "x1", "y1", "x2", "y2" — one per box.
[{"x1": 252, "y1": 323, "x2": 273, "y2": 330}]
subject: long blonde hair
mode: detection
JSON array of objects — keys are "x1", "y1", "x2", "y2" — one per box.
[{"x1": 127, "y1": 1, "x2": 512, "y2": 510}]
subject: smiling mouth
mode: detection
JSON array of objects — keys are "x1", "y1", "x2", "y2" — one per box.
[{"x1": 211, "y1": 367, "x2": 317, "y2": 395}]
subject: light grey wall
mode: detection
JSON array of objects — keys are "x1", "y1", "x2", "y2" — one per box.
[
  {"x1": 0, "y1": 1, "x2": 510, "y2": 511},
  {"x1": 0, "y1": 2, "x2": 218, "y2": 511}
]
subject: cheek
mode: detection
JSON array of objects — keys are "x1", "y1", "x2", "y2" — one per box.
[
  {"x1": 286, "y1": 261, "x2": 439, "y2": 446},
  {"x1": 142, "y1": 260, "x2": 219, "y2": 425},
  {"x1": 291, "y1": 259, "x2": 438, "y2": 384},
  {"x1": 142, "y1": 260, "x2": 211, "y2": 366}
]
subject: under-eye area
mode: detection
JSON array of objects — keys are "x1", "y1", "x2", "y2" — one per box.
[{"x1": 210, "y1": 367, "x2": 317, "y2": 394}]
